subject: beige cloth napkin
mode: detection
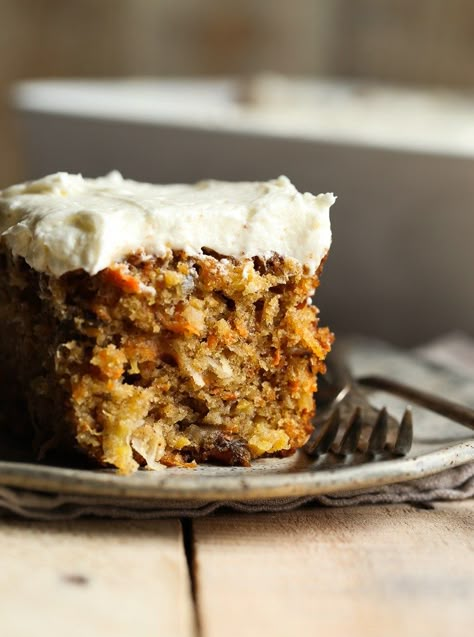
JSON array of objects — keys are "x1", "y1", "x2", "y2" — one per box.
[{"x1": 0, "y1": 333, "x2": 473, "y2": 519}]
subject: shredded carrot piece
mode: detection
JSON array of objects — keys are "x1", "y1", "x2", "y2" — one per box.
[
  {"x1": 91, "y1": 346, "x2": 126, "y2": 380},
  {"x1": 104, "y1": 267, "x2": 141, "y2": 293},
  {"x1": 288, "y1": 379, "x2": 300, "y2": 395},
  {"x1": 207, "y1": 334, "x2": 218, "y2": 349},
  {"x1": 234, "y1": 318, "x2": 249, "y2": 338},
  {"x1": 165, "y1": 320, "x2": 201, "y2": 336}
]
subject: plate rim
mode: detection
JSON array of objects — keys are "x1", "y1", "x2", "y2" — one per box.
[{"x1": 0, "y1": 439, "x2": 472, "y2": 502}]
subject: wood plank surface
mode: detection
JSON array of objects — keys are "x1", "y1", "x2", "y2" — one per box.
[
  {"x1": 193, "y1": 501, "x2": 474, "y2": 637},
  {"x1": 0, "y1": 519, "x2": 195, "y2": 637}
]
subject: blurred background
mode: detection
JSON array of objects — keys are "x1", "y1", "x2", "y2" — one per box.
[{"x1": 1, "y1": 0, "x2": 474, "y2": 346}]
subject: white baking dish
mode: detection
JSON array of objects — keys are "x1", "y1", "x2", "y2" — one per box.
[{"x1": 11, "y1": 77, "x2": 474, "y2": 345}]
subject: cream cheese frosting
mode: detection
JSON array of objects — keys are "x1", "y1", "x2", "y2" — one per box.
[{"x1": 0, "y1": 172, "x2": 334, "y2": 277}]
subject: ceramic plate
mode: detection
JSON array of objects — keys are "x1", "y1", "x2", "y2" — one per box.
[{"x1": 0, "y1": 437, "x2": 472, "y2": 502}]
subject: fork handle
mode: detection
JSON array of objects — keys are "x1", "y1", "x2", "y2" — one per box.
[{"x1": 359, "y1": 375, "x2": 474, "y2": 432}]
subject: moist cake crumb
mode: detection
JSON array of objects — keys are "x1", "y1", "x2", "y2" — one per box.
[{"x1": 0, "y1": 173, "x2": 335, "y2": 474}]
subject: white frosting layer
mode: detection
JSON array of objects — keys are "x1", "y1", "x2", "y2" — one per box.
[{"x1": 0, "y1": 172, "x2": 334, "y2": 277}]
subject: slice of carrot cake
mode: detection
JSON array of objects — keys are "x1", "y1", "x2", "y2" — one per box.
[{"x1": 0, "y1": 172, "x2": 335, "y2": 473}]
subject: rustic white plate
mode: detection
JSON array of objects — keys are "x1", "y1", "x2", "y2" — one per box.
[{"x1": 0, "y1": 438, "x2": 472, "y2": 502}]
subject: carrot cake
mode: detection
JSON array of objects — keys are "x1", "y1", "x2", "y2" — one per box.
[{"x1": 0, "y1": 172, "x2": 335, "y2": 473}]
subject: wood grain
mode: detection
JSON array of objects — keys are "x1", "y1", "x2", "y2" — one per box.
[
  {"x1": 0, "y1": 519, "x2": 195, "y2": 637},
  {"x1": 193, "y1": 501, "x2": 474, "y2": 637}
]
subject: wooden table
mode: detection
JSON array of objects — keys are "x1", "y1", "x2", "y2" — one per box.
[{"x1": 1, "y1": 500, "x2": 473, "y2": 636}]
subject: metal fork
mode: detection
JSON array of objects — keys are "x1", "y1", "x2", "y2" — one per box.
[{"x1": 304, "y1": 346, "x2": 413, "y2": 459}]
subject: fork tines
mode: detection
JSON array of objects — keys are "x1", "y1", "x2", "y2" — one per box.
[
  {"x1": 338, "y1": 407, "x2": 363, "y2": 455},
  {"x1": 306, "y1": 408, "x2": 341, "y2": 456},
  {"x1": 307, "y1": 406, "x2": 413, "y2": 459},
  {"x1": 367, "y1": 407, "x2": 389, "y2": 455},
  {"x1": 393, "y1": 408, "x2": 413, "y2": 456}
]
